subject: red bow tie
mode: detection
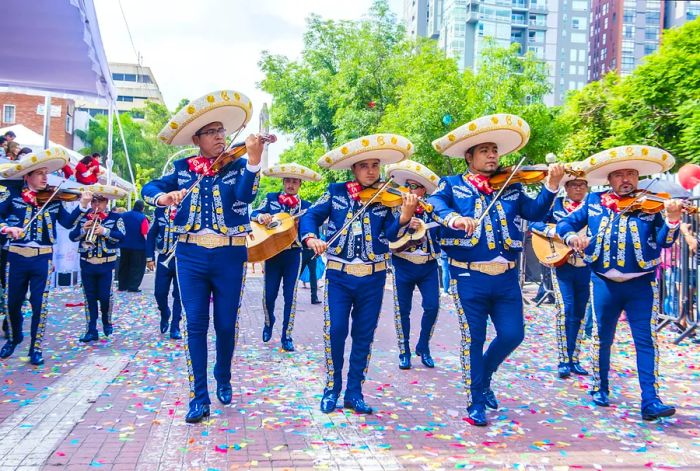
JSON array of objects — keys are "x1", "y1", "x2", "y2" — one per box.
[
  {"x1": 563, "y1": 199, "x2": 582, "y2": 213},
  {"x1": 88, "y1": 211, "x2": 108, "y2": 221},
  {"x1": 467, "y1": 173, "x2": 494, "y2": 195},
  {"x1": 21, "y1": 188, "x2": 38, "y2": 207},
  {"x1": 600, "y1": 192, "x2": 620, "y2": 213},
  {"x1": 278, "y1": 193, "x2": 300, "y2": 207},
  {"x1": 346, "y1": 181, "x2": 362, "y2": 201},
  {"x1": 415, "y1": 205, "x2": 424, "y2": 215},
  {"x1": 188, "y1": 156, "x2": 216, "y2": 177},
  {"x1": 168, "y1": 207, "x2": 177, "y2": 221}
]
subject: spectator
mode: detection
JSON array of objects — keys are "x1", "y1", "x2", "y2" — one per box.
[
  {"x1": 117, "y1": 200, "x2": 149, "y2": 292},
  {"x1": 6, "y1": 142, "x2": 20, "y2": 160},
  {"x1": 3, "y1": 130, "x2": 16, "y2": 142},
  {"x1": 75, "y1": 153, "x2": 101, "y2": 185},
  {"x1": 0, "y1": 136, "x2": 7, "y2": 159},
  {"x1": 16, "y1": 147, "x2": 33, "y2": 158}
]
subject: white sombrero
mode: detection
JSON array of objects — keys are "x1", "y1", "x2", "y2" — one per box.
[
  {"x1": 385, "y1": 160, "x2": 440, "y2": 194},
  {"x1": 79, "y1": 184, "x2": 128, "y2": 200},
  {"x1": 158, "y1": 89, "x2": 253, "y2": 146},
  {"x1": 581, "y1": 145, "x2": 675, "y2": 186},
  {"x1": 0, "y1": 147, "x2": 69, "y2": 180},
  {"x1": 432, "y1": 114, "x2": 530, "y2": 158},
  {"x1": 318, "y1": 134, "x2": 413, "y2": 170},
  {"x1": 262, "y1": 163, "x2": 322, "y2": 182}
]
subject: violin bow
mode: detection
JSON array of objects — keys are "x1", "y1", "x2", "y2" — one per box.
[
  {"x1": 312, "y1": 177, "x2": 395, "y2": 260},
  {"x1": 19, "y1": 180, "x2": 66, "y2": 236},
  {"x1": 475, "y1": 154, "x2": 528, "y2": 226}
]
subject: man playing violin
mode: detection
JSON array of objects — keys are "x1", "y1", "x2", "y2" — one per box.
[
  {"x1": 557, "y1": 145, "x2": 682, "y2": 421},
  {"x1": 429, "y1": 114, "x2": 564, "y2": 426},
  {"x1": 300, "y1": 134, "x2": 418, "y2": 415},
  {"x1": 385, "y1": 160, "x2": 442, "y2": 370},
  {"x1": 70, "y1": 185, "x2": 126, "y2": 343},
  {"x1": 0, "y1": 148, "x2": 92, "y2": 365},
  {"x1": 142, "y1": 90, "x2": 266, "y2": 423},
  {"x1": 530, "y1": 174, "x2": 591, "y2": 379},
  {"x1": 251, "y1": 163, "x2": 321, "y2": 352}
]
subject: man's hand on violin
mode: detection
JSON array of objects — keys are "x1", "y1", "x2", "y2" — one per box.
[
  {"x1": 80, "y1": 190, "x2": 93, "y2": 209},
  {"x1": 257, "y1": 213, "x2": 273, "y2": 225},
  {"x1": 664, "y1": 199, "x2": 683, "y2": 222},
  {"x1": 157, "y1": 189, "x2": 187, "y2": 207},
  {"x1": 399, "y1": 193, "x2": 419, "y2": 225},
  {"x1": 408, "y1": 217, "x2": 422, "y2": 231},
  {"x1": 566, "y1": 234, "x2": 589, "y2": 252},
  {"x1": 546, "y1": 163, "x2": 565, "y2": 192},
  {"x1": 4, "y1": 227, "x2": 24, "y2": 240},
  {"x1": 245, "y1": 134, "x2": 265, "y2": 167},
  {"x1": 306, "y1": 237, "x2": 327, "y2": 256},
  {"x1": 452, "y1": 216, "x2": 478, "y2": 236}
]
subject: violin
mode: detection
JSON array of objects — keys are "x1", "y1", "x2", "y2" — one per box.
[
  {"x1": 358, "y1": 183, "x2": 433, "y2": 212},
  {"x1": 36, "y1": 186, "x2": 82, "y2": 204},
  {"x1": 210, "y1": 134, "x2": 277, "y2": 173},
  {"x1": 488, "y1": 164, "x2": 585, "y2": 189},
  {"x1": 617, "y1": 191, "x2": 697, "y2": 215}
]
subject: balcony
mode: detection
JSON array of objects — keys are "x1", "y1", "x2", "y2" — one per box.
[
  {"x1": 511, "y1": 0, "x2": 527, "y2": 11},
  {"x1": 529, "y1": 19, "x2": 547, "y2": 29}
]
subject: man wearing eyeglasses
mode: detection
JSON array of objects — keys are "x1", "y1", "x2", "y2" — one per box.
[
  {"x1": 142, "y1": 90, "x2": 266, "y2": 424},
  {"x1": 530, "y1": 177, "x2": 590, "y2": 380}
]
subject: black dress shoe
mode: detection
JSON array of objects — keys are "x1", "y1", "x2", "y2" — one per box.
[
  {"x1": 642, "y1": 400, "x2": 676, "y2": 420},
  {"x1": 262, "y1": 325, "x2": 273, "y2": 343},
  {"x1": 484, "y1": 388, "x2": 498, "y2": 410},
  {"x1": 79, "y1": 331, "x2": 99, "y2": 343},
  {"x1": 343, "y1": 397, "x2": 373, "y2": 414},
  {"x1": 160, "y1": 318, "x2": 169, "y2": 334},
  {"x1": 127, "y1": 289, "x2": 142, "y2": 293},
  {"x1": 216, "y1": 383, "x2": 232, "y2": 405},
  {"x1": 185, "y1": 404, "x2": 210, "y2": 423},
  {"x1": 281, "y1": 338, "x2": 295, "y2": 352},
  {"x1": 320, "y1": 391, "x2": 339, "y2": 413},
  {"x1": 170, "y1": 329, "x2": 182, "y2": 340},
  {"x1": 466, "y1": 404, "x2": 488, "y2": 426},
  {"x1": 103, "y1": 323, "x2": 113, "y2": 337},
  {"x1": 29, "y1": 350, "x2": 44, "y2": 366},
  {"x1": 0, "y1": 340, "x2": 19, "y2": 359},
  {"x1": 570, "y1": 362, "x2": 589, "y2": 375},
  {"x1": 398, "y1": 353, "x2": 411, "y2": 370},
  {"x1": 591, "y1": 390, "x2": 610, "y2": 407},
  {"x1": 558, "y1": 364, "x2": 571, "y2": 379},
  {"x1": 311, "y1": 298, "x2": 321, "y2": 305}
]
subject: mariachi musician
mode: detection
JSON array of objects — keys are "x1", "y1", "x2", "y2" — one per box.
[
  {"x1": 530, "y1": 170, "x2": 591, "y2": 379},
  {"x1": 300, "y1": 134, "x2": 418, "y2": 415},
  {"x1": 142, "y1": 89, "x2": 267, "y2": 423},
  {"x1": 0, "y1": 148, "x2": 91, "y2": 365},
  {"x1": 557, "y1": 145, "x2": 682, "y2": 421},
  {"x1": 428, "y1": 114, "x2": 564, "y2": 426},
  {"x1": 385, "y1": 160, "x2": 442, "y2": 370},
  {"x1": 251, "y1": 163, "x2": 321, "y2": 352},
  {"x1": 70, "y1": 184, "x2": 127, "y2": 343}
]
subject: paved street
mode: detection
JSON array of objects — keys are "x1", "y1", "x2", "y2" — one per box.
[{"x1": 0, "y1": 267, "x2": 699, "y2": 470}]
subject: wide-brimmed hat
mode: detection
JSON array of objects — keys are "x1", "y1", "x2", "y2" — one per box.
[
  {"x1": 385, "y1": 160, "x2": 440, "y2": 194},
  {"x1": 581, "y1": 145, "x2": 675, "y2": 186},
  {"x1": 432, "y1": 114, "x2": 530, "y2": 158},
  {"x1": 318, "y1": 134, "x2": 413, "y2": 170},
  {"x1": 262, "y1": 163, "x2": 322, "y2": 182},
  {"x1": 0, "y1": 147, "x2": 69, "y2": 180},
  {"x1": 79, "y1": 184, "x2": 128, "y2": 200},
  {"x1": 158, "y1": 90, "x2": 253, "y2": 146}
]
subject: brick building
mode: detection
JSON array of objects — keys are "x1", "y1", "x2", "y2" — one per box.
[{"x1": 0, "y1": 92, "x2": 75, "y2": 148}]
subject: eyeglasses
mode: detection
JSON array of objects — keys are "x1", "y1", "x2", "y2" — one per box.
[
  {"x1": 195, "y1": 127, "x2": 227, "y2": 138},
  {"x1": 567, "y1": 181, "x2": 588, "y2": 188},
  {"x1": 407, "y1": 182, "x2": 425, "y2": 190}
]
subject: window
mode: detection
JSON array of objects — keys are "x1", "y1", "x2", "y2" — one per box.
[
  {"x1": 569, "y1": 64, "x2": 577, "y2": 74},
  {"x1": 112, "y1": 73, "x2": 124, "y2": 81},
  {"x1": 623, "y1": 25, "x2": 634, "y2": 39},
  {"x1": 572, "y1": 18, "x2": 581, "y2": 29},
  {"x1": 571, "y1": 32, "x2": 587, "y2": 43},
  {"x1": 65, "y1": 113, "x2": 73, "y2": 134},
  {"x1": 645, "y1": 11, "x2": 660, "y2": 25},
  {"x1": 579, "y1": 49, "x2": 587, "y2": 62},
  {"x1": 644, "y1": 43, "x2": 657, "y2": 55},
  {"x1": 579, "y1": 65, "x2": 586, "y2": 75},
  {"x1": 3, "y1": 105, "x2": 15, "y2": 124},
  {"x1": 570, "y1": 49, "x2": 578, "y2": 61},
  {"x1": 117, "y1": 95, "x2": 134, "y2": 102},
  {"x1": 645, "y1": 27, "x2": 659, "y2": 41},
  {"x1": 572, "y1": 0, "x2": 587, "y2": 11},
  {"x1": 623, "y1": 9, "x2": 635, "y2": 23}
]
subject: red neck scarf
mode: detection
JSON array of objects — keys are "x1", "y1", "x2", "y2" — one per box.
[
  {"x1": 278, "y1": 193, "x2": 300, "y2": 207},
  {"x1": 188, "y1": 155, "x2": 216, "y2": 177},
  {"x1": 167, "y1": 207, "x2": 177, "y2": 221},
  {"x1": 21, "y1": 188, "x2": 38, "y2": 207},
  {"x1": 346, "y1": 181, "x2": 362, "y2": 201},
  {"x1": 600, "y1": 192, "x2": 620, "y2": 213},
  {"x1": 88, "y1": 211, "x2": 108, "y2": 221},
  {"x1": 563, "y1": 198, "x2": 582, "y2": 213},
  {"x1": 467, "y1": 173, "x2": 494, "y2": 195},
  {"x1": 415, "y1": 205, "x2": 424, "y2": 215}
]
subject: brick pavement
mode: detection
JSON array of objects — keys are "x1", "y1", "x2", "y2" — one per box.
[{"x1": 0, "y1": 267, "x2": 699, "y2": 470}]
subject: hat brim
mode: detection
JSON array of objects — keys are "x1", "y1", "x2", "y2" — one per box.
[
  {"x1": 0, "y1": 157, "x2": 68, "y2": 180},
  {"x1": 585, "y1": 160, "x2": 669, "y2": 186},
  {"x1": 318, "y1": 134, "x2": 414, "y2": 170},
  {"x1": 439, "y1": 129, "x2": 527, "y2": 158},
  {"x1": 320, "y1": 149, "x2": 408, "y2": 170},
  {"x1": 79, "y1": 184, "x2": 128, "y2": 200},
  {"x1": 168, "y1": 105, "x2": 250, "y2": 147},
  {"x1": 387, "y1": 168, "x2": 438, "y2": 194},
  {"x1": 262, "y1": 164, "x2": 322, "y2": 182},
  {"x1": 263, "y1": 171, "x2": 321, "y2": 182}
]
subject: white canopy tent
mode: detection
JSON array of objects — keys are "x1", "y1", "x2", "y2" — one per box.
[{"x1": 0, "y1": 0, "x2": 137, "y2": 199}]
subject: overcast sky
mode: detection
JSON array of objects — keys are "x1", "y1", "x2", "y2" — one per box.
[{"x1": 94, "y1": 0, "x2": 404, "y2": 162}]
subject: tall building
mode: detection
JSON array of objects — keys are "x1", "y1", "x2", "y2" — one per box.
[
  {"x1": 664, "y1": 0, "x2": 700, "y2": 29},
  {"x1": 76, "y1": 63, "x2": 165, "y2": 119},
  {"x1": 405, "y1": 0, "x2": 589, "y2": 106},
  {"x1": 0, "y1": 92, "x2": 75, "y2": 148}
]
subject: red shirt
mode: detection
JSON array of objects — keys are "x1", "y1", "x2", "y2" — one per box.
[{"x1": 75, "y1": 158, "x2": 100, "y2": 184}]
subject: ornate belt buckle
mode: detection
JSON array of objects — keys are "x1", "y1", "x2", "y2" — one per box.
[
  {"x1": 346, "y1": 264, "x2": 372, "y2": 277},
  {"x1": 480, "y1": 263, "x2": 506, "y2": 276},
  {"x1": 199, "y1": 234, "x2": 221, "y2": 249}
]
